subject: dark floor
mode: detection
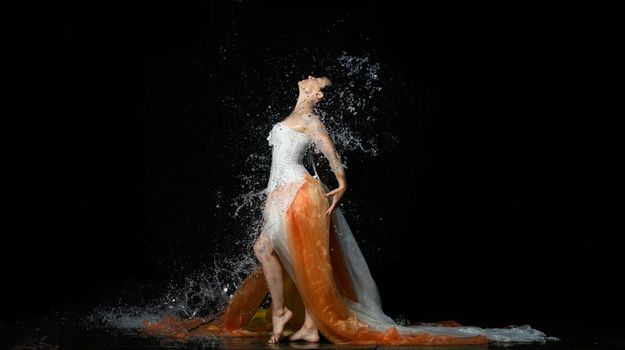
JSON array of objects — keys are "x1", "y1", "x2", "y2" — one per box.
[{"x1": 5, "y1": 323, "x2": 625, "y2": 350}]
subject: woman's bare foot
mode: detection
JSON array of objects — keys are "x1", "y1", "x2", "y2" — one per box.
[
  {"x1": 268, "y1": 307, "x2": 293, "y2": 344},
  {"x1": 288, "y1": 325, "x2": 320, "y2": 343}
]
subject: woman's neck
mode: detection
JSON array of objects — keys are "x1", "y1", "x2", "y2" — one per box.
[{"x1": 293, "y1": 96, "x2": 315, "y2": 115}]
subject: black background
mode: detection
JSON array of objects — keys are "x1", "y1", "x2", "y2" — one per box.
[{"x1": 9, "y1": 0, "x2": 624, "y2": 339}]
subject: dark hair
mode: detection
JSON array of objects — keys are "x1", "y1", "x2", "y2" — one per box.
[{"x1": 319, "y1": 76, "x2": 333, "y2": 90}]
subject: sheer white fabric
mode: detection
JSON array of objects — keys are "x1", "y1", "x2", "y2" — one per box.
[
  {"x1": 262, "y1": 122, "x2": 311, "y2": 278},
  {"x1": 261, "y1": 120, "x2": 557, "y2": 343}
]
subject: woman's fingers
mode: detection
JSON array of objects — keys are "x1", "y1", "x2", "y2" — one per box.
[
  {"x1": 324, "y1": 186, "x2": 346, "y2": 214},
  {"x1": 325, "y1": 202, "x2": 336, "y2": 216},
  {"x1": 325, "y1": 195, "x2": 341, "y2": 215}
]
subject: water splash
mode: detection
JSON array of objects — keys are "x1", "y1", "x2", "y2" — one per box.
[
  {"x1": 90, "y1": 253, "x2": 260, "y2": 329},
  {"x1": 228, "y1": 51, "x2": 388, "y2": 212},
  {"x1": 316, "y1": 53, "x2": 384, "y2": 159},
  {"x1": 90, "y1": 52, "x2": 396, "y2": 331}
]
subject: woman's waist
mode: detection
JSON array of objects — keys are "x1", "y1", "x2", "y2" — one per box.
[
  {"x1": 271, "y1": 158, "x2": 306, "y2": 166},
  {"x1": 268, "y1": 167, "x2": 309, "y2": 180},
  {"x1": 269, "y1": 161, "x2": 308, "y2": 173},
  {"x1": 266, "y1": 168, "x2": 309, "y2": 187}
]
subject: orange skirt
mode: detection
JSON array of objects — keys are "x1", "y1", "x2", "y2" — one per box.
[{"x1": 143, "y1": 174, "x2": 488, "y2": 345}]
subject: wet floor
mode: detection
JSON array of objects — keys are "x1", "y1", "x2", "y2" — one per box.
[{"x1": 7, "y1": 325, "x2": 625, "y2": 350}]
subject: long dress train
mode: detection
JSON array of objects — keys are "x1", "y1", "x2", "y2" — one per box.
[{"x1": 143, "y1": 121, "x2": 557, "y2": 344}]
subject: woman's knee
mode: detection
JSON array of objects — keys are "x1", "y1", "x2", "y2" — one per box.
[{"x1": 253, "y1": 238, "x2": 271, "y2": 260}]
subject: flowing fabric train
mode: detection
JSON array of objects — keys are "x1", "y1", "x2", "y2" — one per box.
[{"x1": 143, "y1": 174, "x2": 510, "y2": 344}]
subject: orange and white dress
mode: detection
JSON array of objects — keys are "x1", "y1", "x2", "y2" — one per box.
[{"x1": 144, "y1": 120, "x2": 556, "y2": 345}]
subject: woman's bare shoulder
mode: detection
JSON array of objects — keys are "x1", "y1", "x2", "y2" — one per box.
[{"x1": 302, "y1": 113, "x2": 325, "y2": 129}]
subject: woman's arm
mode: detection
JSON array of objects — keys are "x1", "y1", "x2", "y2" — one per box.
[{"x1": 304, "y1": 115, "x2": 347, "y2": 215}]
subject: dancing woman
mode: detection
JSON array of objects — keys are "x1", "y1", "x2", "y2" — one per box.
[
  {"x1": 253, "y1": 75, "x2": 345, "y2": 343},
  {"x1": 144, "y1": 75, "x2": 556, "y2": 346}
]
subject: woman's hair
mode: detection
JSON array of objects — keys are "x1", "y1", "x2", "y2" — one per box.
[{"x1": 319, "y1": 76, "x2": 333, "y2": 90}]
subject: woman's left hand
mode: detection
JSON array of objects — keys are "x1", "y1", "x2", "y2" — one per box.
[{"x1": 324, "y1": 185, "x2": 347, "y2": 216}]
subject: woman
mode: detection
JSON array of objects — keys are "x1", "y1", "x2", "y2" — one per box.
[
  {"x1": 252, "y1": 75, "x2": 345, "y2": 344},
  {"x1": 144, "y1": 76, "x2": 556, "y2": 345}
]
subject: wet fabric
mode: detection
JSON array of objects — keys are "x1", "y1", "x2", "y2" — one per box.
[{"x1": 143, "y1": 121, "x2": 556, "y2": 344}]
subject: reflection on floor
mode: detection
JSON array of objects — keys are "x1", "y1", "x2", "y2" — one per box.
[{"x1": 8, "y1": 326, "x2": 625, "y2": 350}]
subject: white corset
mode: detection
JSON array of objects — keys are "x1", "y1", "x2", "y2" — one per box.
[{"x1": 265, "y1": 122, "x2": 312, "y2": 194}]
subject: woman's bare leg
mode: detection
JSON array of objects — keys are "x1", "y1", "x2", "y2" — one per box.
[
  {"x1": 289, "y1": 308, "x2": 320, "y2": 343},
  {"x1": 253, "y1": 231, "x2": 292, "y2": 343}
]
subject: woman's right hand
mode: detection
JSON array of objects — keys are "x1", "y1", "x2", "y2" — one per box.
[{"x1": 324, "y1": 184, "x2": 346, "y2": 216}]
